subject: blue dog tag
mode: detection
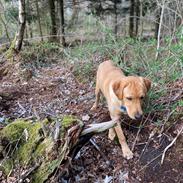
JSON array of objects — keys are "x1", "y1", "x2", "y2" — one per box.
[{"x1": 120, "y1": 106, "x2": 127, "y2": 112}]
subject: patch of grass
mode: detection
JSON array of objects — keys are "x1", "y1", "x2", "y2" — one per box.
[{"x1": 20, "y1": 41, "x2": 63, "y2": 69}]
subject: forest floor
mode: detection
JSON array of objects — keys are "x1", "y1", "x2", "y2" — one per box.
[{"x1": 0, "y1": 45, "x2": 183, "y2": 183}]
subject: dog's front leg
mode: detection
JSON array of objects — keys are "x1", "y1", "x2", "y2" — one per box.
[{"x1": 114, "y1": 122, "x2": 133, "y2": 159}]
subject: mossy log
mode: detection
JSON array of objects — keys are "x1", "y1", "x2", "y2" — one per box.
[{"x1": 0, "y1": 116, "x2": 117, "y2": 182}]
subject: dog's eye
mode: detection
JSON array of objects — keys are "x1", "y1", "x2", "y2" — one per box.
[
  {"x1": 126, "y1": 97, "x2": 132, "y2": 101},
  {"x1": 140, "y1": 96, "x2": 144, "y2": 100}
]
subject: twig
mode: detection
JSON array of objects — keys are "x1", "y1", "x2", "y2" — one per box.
[
  {"x1": 138, "y1": 153, "x2": 162, "y2": 172},
  {"x1": 138, "y1": 127, "x2": 158, "y2": 161},
  {"x1": 17, "y1": 101, "x2": 26, "y2": 117},
  {"x1": 89, "y1": 138, "x2": 109, "y2": 163},
  {"x1": 161, "y1": 126, "x2": 183, "y2": 164},
  {"x1": 16, "y1": 163, "x2": 40, "y2": 183},
  {"x1": 132, "y1": 112, "x2": 151, "y2": 151}
]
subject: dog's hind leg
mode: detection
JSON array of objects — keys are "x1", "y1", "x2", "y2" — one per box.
[{"x1": 91, "y1": 81, "x2": 101, "y2": 110}]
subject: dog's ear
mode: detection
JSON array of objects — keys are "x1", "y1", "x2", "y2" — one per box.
[
  {"x1": 143, "y1": 78, "x2": 151, "y2": 92},
  {"x1": 112, "y1": 81, "x2": 126, "y2": 99}
]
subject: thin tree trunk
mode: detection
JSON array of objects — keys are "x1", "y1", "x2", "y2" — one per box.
[
  {"x1": 155, "y1": 8, "x2": 161, "y2": 40},
  {"x1": 25, "y1": 23, "x2": 28, "y2": 39},
  {"x1": 139, "y1": 0, "x2": 143, "y2": 38},
  {"x1": 155, "y1": 0, "x2": 165, "y2": 60},
  {"x1": 26, "y1": 0, "x2": 33, "y2": 38},
  {"x1": 114, "y1": 0, "x2": 118, "y2": 39},
  {"x1": 15, "y1": 0, "x2": 26, "y2": 51},
  {"x1": 29, "y1": 24, "x2": 33, "y2": 38},
  {"x1": 48, "y1": 0, "x2": 57, "y2": 42},
  {"x1": 59, "y1": 0, "x2": 66, "y2": 46},
  {"x1": 35, "y1": 0, "x2": 43, "y2": 41},
  {"x1": 0, "y1": 14, "x2": 11, "y2": 43},
  {"x1": 129, "y1": 0, "x2": 135, "y2": 37},
  {"x1": 67, "y1": 0, "x2": 78, "y2": 29},
  {"x1": 135, "y1": 0, "x2": 140, "y2": 37}
]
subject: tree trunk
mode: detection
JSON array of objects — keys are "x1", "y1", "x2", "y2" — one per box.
[
  {"x1": 114, "y1": 0, "x2": 118, "y2": 39},
  {"x1": 0, "y1": 14, "x2": 11, "y2": 44},
  {"x1": 135, "y1": 0, "x2": 140, "y2": 37},
  {"x1": 139, "y1": 0, "x2": 143, "y2": 38},
  {"x1": 26, "y1": 0, "x2": 33, "y2": 38},
  {"x1": 155, "y1": 0, "x2": 165, "y2": 60},
  {"x1": 129, "y1": 0, "x2": 135, "y2": 37},
  {"x1": 48, "y1": 0, "x2": 57, "y2": 42},
  {"x1": 15, "y1": 0, "x2": 26, "y2": 51},
  {"x1": 35, "y1": 0, "x2": 43, "y2": 41},
  {"x1": 58, "y1": 0, "x2": 66, "y2": 46},
  {"x1": 155, "y1": 7, "x2": 161, "y2": 40},
  {"x1": 67, "y1": 0, "x2": 78, "y2": 29}
]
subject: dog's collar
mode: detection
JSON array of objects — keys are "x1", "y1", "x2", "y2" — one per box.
[{"x1": 120, "y1": 105, "x2": 127, "y2": 112}]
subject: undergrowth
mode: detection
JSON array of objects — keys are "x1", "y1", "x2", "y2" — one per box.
[
  {"x1": 20, "y1": 41, "x2": 63, "y2": 69},
  {"x1": 19, "y1": 18, "x2": 183, "y2": 124}
]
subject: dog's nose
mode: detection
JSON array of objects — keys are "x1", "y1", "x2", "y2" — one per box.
[{"x1": 135, "y1": 113, "x2": 142, "y2": 120}]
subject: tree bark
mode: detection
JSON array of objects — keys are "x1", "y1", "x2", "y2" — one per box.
[
  {"x1": 155, "y1": 0, "x2": 165, "y2": 60},
  {"x1": 139, "y1": 0, "x2": 143, "y2": 38},
  {"x1": 15, "y1": 0, "x2": 26, "y2": 51},
  {"x1": 35, "y1": 0, "x2": 43, "y2": 41},
  {"x1": 129, "y1": 0, "x2": 135, "y2": 37},
  {"x1": 114, "y1": 0, "x2": 118, "y2": 39},
  {"x1": 0, "y1": 14, "x2": 11, "y2": 44},
  {"x1": 58, "y1": 0, "x2": 66, "y2": 46},
  {"x1": 48, "y1": 0, "x2": 57, "y2": 42},
  {"x1": 135, "y1": 0, "x2": 140, "y2": 37},
  {"x1": 67, "y1": 0, "x2": 78, "y2": 29},
  {"x1": 155, "y1": 7, "x2": 161, "y2": 40}
]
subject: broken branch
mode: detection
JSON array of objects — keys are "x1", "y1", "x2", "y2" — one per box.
[{"x1": 81, "y1": 120, "x2": 118, "y2": 136}]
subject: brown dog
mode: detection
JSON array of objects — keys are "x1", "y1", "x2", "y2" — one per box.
[{"x1": 91, "y1": 60, "x2": 151, "y2": 159}]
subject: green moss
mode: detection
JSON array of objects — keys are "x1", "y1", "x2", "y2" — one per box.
[
  {"x1": 0, "y1": 159, "x2": 13, "y2": 175},
  {"x1": 0, "y1": 119, "x2": 32, "y2": 141},
  {"x1": 32, "y1": 159, "x2": 61, "y2": 183},
  {"x1": 34, "y1": 137, "x2": 53, "y2": 159},
  {"x1": 5, "y1": 36, "x2": 16, "y2": 60},
  {"x1": 62, "y1": 115, "x2": 78, "y2": 128},
  {"x1": 17, "y1": 122, "x2": 42, "y2": 164}
]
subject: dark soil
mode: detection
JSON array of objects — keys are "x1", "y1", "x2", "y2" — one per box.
[{"x1": 0, "y1": 60, "x2": 182, "y2": 183}]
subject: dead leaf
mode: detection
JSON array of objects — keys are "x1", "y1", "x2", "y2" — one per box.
[{"x1": 82, "y1": 114, "x2": 90, "y2": 121}]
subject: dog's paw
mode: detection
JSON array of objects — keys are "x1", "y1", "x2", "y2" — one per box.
[{"x1": 122, "y1": 147, "x2": 134, "y2": 160}]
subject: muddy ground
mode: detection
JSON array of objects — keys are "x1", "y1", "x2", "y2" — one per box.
[{"x1": 0, "y1": 58, "x2": 183, "y2": 183}]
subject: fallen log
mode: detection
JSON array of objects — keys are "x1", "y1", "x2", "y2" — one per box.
[{"x1": 0, "y1": 116, "x2": 117, "y2": 182}]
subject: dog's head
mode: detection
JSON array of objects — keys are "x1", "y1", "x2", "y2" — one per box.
[{"x1": 113, "y1": 76, "x2": 151, "y2": 120}]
